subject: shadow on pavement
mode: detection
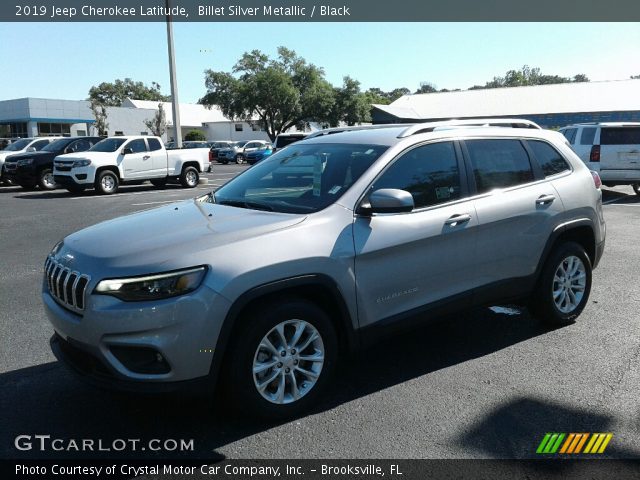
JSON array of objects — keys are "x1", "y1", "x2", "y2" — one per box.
[{"x1": 1, "y1": 307, "x2": 556, "y2": 461}]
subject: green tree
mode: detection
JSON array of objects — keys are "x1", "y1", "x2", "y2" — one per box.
[
  {"x1": 201, "y1": 47, "x2": 335, "y2": 141},
  {"x1": 184, "y1": 130, "x2": 206, "y2": 141},
  {"x1": 415, "y1": 82, "x2": 437, "y2": 94},
  {"x1": 328, "y1": 76, "x2": 372, "y2": 126},
  {"x1": 88, "y1": 78, "x2": 169, "y2": 107},
  {"x1": 143, "y1": 103, "x2": 166, "y2": 137},
  {"x1": 89, "y1": 100, "x2": 109, "y2": 135},
  {"x1": 387, "y1": 87, "x2": 410, "y2": 101},
  {"x1": 469, "y1": 66, "x2": 589, "y2": 90}
]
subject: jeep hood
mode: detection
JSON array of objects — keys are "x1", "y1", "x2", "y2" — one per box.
[{"x1": 61, "y1": 199, "x2": 306, "y2": 273}]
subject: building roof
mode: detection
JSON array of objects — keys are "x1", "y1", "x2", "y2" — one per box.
[
  {"x1": 122, "y1": 98, "x2": 229, "y2": 126},
  {"x1": 374, "y1": 79, "x2": 640, "y2": 120}
]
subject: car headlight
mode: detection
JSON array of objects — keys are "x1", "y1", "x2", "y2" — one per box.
[
  {"x1": 17, "y1": 158, "x2": 34, "y2": 166},
  {"x1": 72, "y1": 159, "x2": 91, "y2": 168},
  {"x1": 94, "y1": 266, "x2": 207, "y2": 302}
]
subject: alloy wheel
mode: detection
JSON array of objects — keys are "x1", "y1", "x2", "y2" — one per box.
[{"x1": 552, "y1": 255, "x2": 586, "y2": 313}]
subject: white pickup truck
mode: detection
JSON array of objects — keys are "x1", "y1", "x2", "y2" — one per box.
[{"x1": 53, "y1": 136, "x2": 207, "y2": 194}]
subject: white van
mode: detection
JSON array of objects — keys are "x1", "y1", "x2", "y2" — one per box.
[{"x1": 559, "y1": 123, "x2": 640, "y2": 195}]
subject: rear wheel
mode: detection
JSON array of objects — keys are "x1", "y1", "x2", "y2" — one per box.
[
  {"x1": 223, "y1": 299, "x2": 337, "y2": 419},
  {"x1": 180, "y1": 166, "x2": 199, "y2": 188},
  {"x1": 95, "y1": 170, "x2": 119, "y2": 195},
  {"x1": 38, "y1": 169, "x2": 57, "y2": 190},
  {"x1": 235, "y1": 154, "x2": 244, "y2": 165},
  {"x1": 529, "y1": 241, "x2": 592, "y2": 326},
  {"x1": 632, "y1": 183, "x2": 640, "y2": 196}
]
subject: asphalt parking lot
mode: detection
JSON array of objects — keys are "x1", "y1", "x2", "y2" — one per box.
[{"x1": 0, "y1": 168, "x2": 639, "y2": 461}]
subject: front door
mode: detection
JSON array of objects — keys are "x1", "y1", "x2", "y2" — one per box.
[
  {"x1": 353, "y1": 141, "x2": 479, "y2": 328},
  {"x1": 120, "y1": 138, "x2": 150, "y2": 179}
]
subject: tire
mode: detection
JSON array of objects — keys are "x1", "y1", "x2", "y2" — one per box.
[
  {"x1": 66, "y1": 185, "x2": 86, "y2": 194},
  {"x1": 223, "y1": 299, "x2": 338, "y2": 419},
  {"x1": 38, "y1": 168, "x2": 57, "y2": 190},
  {"x1": 150, "y1": 178, "x2": 168, "y2": 188},
  {"x1": 235, "y1": 154, "x2": 244, "y2": 165},
  {"x1": 180, "y1": 166, "x2": 199, "y2": 188},
  {"x1": 529, "y1": 241, "x2": 592, "y2": 326},
  {"x1": 632, "y1": 183, "x2": 640, "y2": 196},
  {"x1": 95, "y1": 170, "x2": 119, "y2": 195}
]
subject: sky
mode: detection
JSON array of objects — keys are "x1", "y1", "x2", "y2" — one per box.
[{"x1": 1, "y1": 22, "x2": 640, "y2": 103}]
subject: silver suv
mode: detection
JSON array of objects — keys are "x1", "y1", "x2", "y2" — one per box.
[{"x1": 43, "y1": 121, "x2": 605, "y2": 418}]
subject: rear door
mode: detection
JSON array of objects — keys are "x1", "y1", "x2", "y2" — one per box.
[
  {"x1": 462, "y1": 138, "x2": 564, "y2": 292},
  {"x1": 353, "y1": 140, "x2": 479, "y2": 328},
  {"x1": 147, "y1": 138, "x2": 167, "y2": 177},
  {"x1": 599, "y1": 126, "x2": 640, "y2": 180}
]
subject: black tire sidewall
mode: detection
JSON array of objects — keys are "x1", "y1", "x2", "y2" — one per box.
[
  {"x1": 180, "y1": 166, "x2": 199, "y2": 188},
  {"x1": 95, "y1": 171, "x2": 118, "y2": 195},
  {"x1": 225, "y1": 300, "x2": 338, "y2": 419},
  {"x1": 531, "y1": 241, "x2": 592, "y2": 325},
  {"x1": 39, "y1": 168, "x2": 56, "y2": 190}
]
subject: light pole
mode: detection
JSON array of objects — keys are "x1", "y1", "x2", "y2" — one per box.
[{"x1": 166, "y1": 0, "x2": 182, "y2": 148}]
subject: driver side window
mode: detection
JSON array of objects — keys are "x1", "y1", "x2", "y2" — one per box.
[
  {"x1": 372, "y1": 142, "x2": 462, "y2": 209},
  {"x1": 126, "y1": 139, "x2": 147, "y2": 154}
]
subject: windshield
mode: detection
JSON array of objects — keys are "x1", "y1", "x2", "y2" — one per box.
[
  {"x1": 212, "y1": 143, "x2": 388, "y2": 214},
  {"x1": 89, "y1": 138, "x2": 127, "y2": 152},
  {"x1": 4, "y1": 139, "x2": 32, "y2": 151},
  {"x1": 42, "y1": 138, "x2": 72, "y2": 152}
]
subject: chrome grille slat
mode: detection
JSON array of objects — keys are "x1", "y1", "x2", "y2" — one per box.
[{"x1": 44, "y1": 256, "x2": 90, "y2": 315}]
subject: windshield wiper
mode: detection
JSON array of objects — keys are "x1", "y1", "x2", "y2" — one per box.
[{"x1": 217, "y1": 199, "x2": 274, "y2": 211}]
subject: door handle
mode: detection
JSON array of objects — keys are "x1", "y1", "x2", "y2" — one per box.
[
  {"x1": 536, "y1": 194, "x2": 556, "y2": 205},
  {"x1": 143, "y1": 155, "x2": 151, "y2": 160},
  {"x1": 444, "y1": 214, "x2": 471, "y2": 226}
]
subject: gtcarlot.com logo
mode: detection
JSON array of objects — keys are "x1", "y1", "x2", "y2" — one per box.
[{"x1": 536, "y1": 433, "x2": 613, "y2": 454}]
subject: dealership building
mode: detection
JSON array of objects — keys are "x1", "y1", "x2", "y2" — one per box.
[
  {"x1": 0, "y1": 97, "x2": 271, "y2": 142},
  {"x1": 371, "y1": 79, "x2": 640, "y2": 128}
]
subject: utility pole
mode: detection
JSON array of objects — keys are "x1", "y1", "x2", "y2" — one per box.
[{"x1": 166, "y1": 0, "x2": 182, "y2": 148}]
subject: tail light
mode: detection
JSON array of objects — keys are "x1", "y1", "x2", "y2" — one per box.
[
  {"x1": 208, "y1": 151, "x2": 213, "y2": 162},
  {"x1": 590, "y1": 145, "x2": 600, "y2": 162},
  {"x1": 591, "y1": 170, "x2": 602, "y2": 189}
]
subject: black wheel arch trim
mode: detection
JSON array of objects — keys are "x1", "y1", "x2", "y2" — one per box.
[{"x1": 208, "y1": 274, "x2": 357, "y2": 384}]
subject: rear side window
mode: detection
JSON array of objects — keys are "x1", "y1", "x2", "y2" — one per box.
[
  {"x1": 562, "y1": 128, "x2": 577, "y2": 144},
  {"x1": 147, "y1": 138, "x2": 162, "y2": 151},
  {"x1": 70, "y1": 139, "x2": 91, "y2": 152},
  {"x1": 528, "y1": 140, "x2": 571, "y2": 177},
  {"x1": 373, "y1": 141, "x2": 461, "y2": 209},
  {"x1": 466, "y1": 139, "x2": 534, "y2": 193},
  {"x1": 127, "y1": 139, "x2": 147, "y2": 153},
  {"x1": 600, "y1": 127, "x2": 640, "y2": 145},
  {"x1": 580, "y1": 127, "x2": 597, "y2": 145}
]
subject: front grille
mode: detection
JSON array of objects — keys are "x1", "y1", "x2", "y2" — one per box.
[
  {"x1": 44, "y1": 257, "x2": 90, "y2": 314},
  {"x1": 54, "y1": 161, "x2": 73, "y2": 172}
]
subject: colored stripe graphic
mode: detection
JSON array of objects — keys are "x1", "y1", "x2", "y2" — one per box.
[{"x1": 537, "y1": 433, "x2": 612, "y2": 454}]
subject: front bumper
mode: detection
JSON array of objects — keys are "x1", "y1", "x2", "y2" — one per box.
[
  {"x1": 4, "y1": 164, "x2": 37, "y2": 184},
  {"x1": 43, "y1": 280, "x2": 232, "y2": 388}
]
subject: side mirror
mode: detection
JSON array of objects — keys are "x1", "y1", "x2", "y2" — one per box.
[
  {"x1": 122, "y1": 147, "x2": 133, "y2": 155},
  {"x1": 26, "y1": 146, "x2": 36, "y2": 152},
  {"x1": 358, "y1": 188, "x2": 414, "y2": 215}
]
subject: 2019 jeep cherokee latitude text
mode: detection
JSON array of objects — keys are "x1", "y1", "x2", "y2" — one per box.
[{"x1": 43, "y1": 123, "x2": 606, "y2": 418}]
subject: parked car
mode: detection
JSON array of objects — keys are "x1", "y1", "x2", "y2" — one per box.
[
  {"x1": 52, "y1": 136, "x2": 206, "y2": 194},
  {"x1": 208, "y1": 141, "x2": 234, "y2": 164},
  {"x1": 217, "y1": 140, "x2": 249, "y2": 164},
  {"x1": 43, "y1": 120, "x2": 605, "y2": 419},
  {"x1": 3, "y1": 136, "x2": 101, "y2": 190},
  {"x1": 245, "y1": 143, "x2": 273, "y2": 165},
  {"x1": 0, "y1": 137, "x2": 59, "y2": 185},
  {"x1": 272, "y1": 132, "x2": 308, "y2": 153},
  {"x1": 559, "y1": 122, "x2": 640, "y2": 195}
]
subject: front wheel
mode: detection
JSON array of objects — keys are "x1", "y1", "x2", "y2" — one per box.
[
  {"x1": 632, "y1": 183, "x2": 640, "y2": 196},
  {"x1": 224, "y1": 299, "x2": 337, "y2": 419},
  {"x1": 180, "y1": 166, "x2": 199, "y2": 188},
  {"x1": 235, "y1": 154, "x2": 244, "y2": 165},
  {"x1": 39, "y1": 168, "x2": 57, "y2": 190},
  {"x1": 95, "y1": 170, "x2": 119, "y2": 195},
  {"x1": 529, "y1": 241, "x2": 592, "y2": 326}
]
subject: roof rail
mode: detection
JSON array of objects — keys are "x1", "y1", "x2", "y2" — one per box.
[
  {"x1": 306, "y1": 124, "x2": 411, "y2": 139},
  {"x1": 397, "y1": 119, "x2": 541, "y2": 138}
]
